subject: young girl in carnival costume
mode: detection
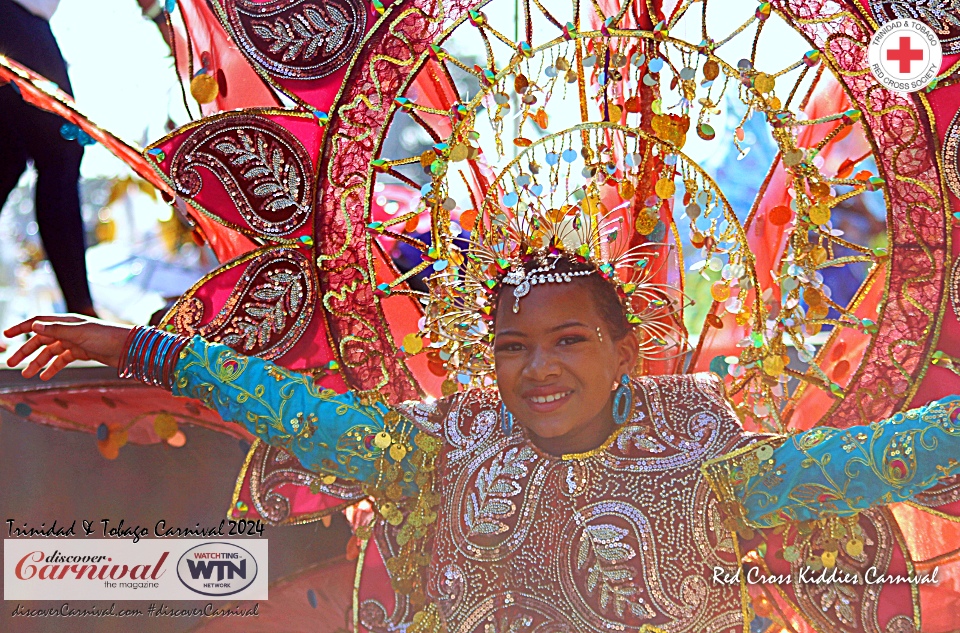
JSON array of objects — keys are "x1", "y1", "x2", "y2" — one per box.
[
  {"x1": 6, "y1": 0, "x2": 960, "y2": 631},
  {"x1": 8, "y1": 247, "x2": 960, "y2": 633}
]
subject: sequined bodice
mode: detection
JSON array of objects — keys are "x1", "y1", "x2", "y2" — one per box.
[{"x1": 426, "y1": 373, "x2": 749, "y2": 633}]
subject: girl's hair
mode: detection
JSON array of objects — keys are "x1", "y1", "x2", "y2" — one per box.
[{"x1": 493, "y1": 256, "x2": 633, "y2": 340}]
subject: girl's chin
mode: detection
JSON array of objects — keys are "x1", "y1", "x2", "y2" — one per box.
[{"x1": 521, "y1": 418, "x2": 578, "y2": 440}]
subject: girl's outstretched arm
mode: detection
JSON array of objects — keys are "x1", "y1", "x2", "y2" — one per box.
[{"x1": 704, "y1": 396, "x2": 960, "y2": 529}]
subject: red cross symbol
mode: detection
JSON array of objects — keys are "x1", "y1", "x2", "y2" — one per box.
[{"x1": 886, "y1": 36, "x2": 924, "y2": 73}]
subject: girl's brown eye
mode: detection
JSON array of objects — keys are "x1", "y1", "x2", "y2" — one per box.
[{"x1": 559, "y1": 335, "x2": 586, "y2": 346}]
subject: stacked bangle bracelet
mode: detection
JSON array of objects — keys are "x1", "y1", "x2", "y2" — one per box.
[{"x1": 118, "y1": 326, "x2": 191, "y2": 390}]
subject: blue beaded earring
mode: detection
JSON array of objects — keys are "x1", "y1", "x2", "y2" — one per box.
[
  {"x1": 612, "y1": 374, "x2": 632, "y2": 425},
  {"x1": 500, "y1": 401, "x2": 515, "y2": 436}
]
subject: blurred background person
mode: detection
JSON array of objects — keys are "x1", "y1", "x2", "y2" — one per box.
[{"x1": 0, "y1": 0, "x2": 97, "y2": 317}]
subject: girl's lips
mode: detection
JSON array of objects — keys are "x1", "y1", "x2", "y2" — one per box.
[{"x1": 524, "y1": 390, "x2": 573, "y2": 413}]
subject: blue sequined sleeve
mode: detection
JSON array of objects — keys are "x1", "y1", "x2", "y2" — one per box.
[
  {"x1": 171, "y1": 336, "x2": 426, "y2": 487},
  {"x1": 704, "y1": 396, "x2": 960, "y2": 528}
]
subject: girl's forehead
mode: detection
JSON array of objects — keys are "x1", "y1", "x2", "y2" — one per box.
[{"x1": 495, "y1": 283, "x2": 603, "y2": 330}]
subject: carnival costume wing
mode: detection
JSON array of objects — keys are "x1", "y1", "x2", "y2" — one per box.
[
  {"x1": 4, "y1": 0, "x2": 960, "y2": 630},
  {"x1": 0, "y1": 54, "x2": 249, "y2": 453}
]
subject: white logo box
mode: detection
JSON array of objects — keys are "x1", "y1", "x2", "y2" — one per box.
[{"x1": 5, "y1": 539, "x2": 268, "y2": 600}]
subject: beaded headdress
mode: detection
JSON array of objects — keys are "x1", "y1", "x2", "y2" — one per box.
[
  {"x1": 362, "y1": 6, "x2": 891, "y2": 411},
  {"x1": 421, "y1": 155, "x2": 691, "y2": 382},
  {"x1": 408, "y1": 74, "x2": 711, "y2": 382}
]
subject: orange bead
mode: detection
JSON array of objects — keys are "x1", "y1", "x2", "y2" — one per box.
[
  {"x1": 459, "y1": 209, "x2": 477, "y2": 231},
  {"x1": 804, "y1": 287, "x2": 823, "y2": 307},
  {"x1": 809, "y1": 182, "x2": 831, "y2": 198},
  {"x1": 533, "y1": 108, "x2": 548, "y2": 129},
  {"x1": 428, "y1": 359, "x2": 447, "y2": 377},
  {"x1": 830, "y1": 340, "x2": 847, "y2": 361},
  {"x1": 832, "y1": 359, "x2": 850, "y2": 381},
  {"x1": 711, "y1": 282, "x2": 731, "y2": 302},
  {"x1": 768, "y1": 205, "x2": 792, "y2": 226}
]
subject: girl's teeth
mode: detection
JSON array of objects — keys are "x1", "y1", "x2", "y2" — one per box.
[{"x1": 531, "y1": 392, "x2": 569, "y2": 403}]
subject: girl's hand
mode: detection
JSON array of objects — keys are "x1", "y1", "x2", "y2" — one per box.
[{"x1": 3, "y1": 315, "x2": 133, "y2": 380}]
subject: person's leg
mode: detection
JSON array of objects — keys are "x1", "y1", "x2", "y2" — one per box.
[
  {"x1": 0, "y1": 91, "x2": 29, "y2": 212},
  {"x1": 0, "y1": 0, "x2": 97, "y2": 316},
  {"x1": 0, "y1": 0, "x2": 33, "y2": 216},
  {"x1": 0, "y1": 0, "x2": 73, "y2": 91},
  {"x1": 32, "y1": 135, "x2": 95, "y2": 316}
]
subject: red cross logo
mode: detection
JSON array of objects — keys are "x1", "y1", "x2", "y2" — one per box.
[{"x1": 886, "y1": 36, "x2": 924, "y2": 74}]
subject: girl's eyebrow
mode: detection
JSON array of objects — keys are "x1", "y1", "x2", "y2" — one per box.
[
  {"x1": 549, "y1": 320, "x2": 590, "y2": 332},
  {"x1": 496, "y1": 321, "x2": 590, "y2": 338}
]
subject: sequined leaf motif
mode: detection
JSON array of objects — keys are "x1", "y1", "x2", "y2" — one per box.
[
  {"x1": 252, "y1": 5, "x2": 349, "y2": 62},
  {"x1": 818, "y1": 572, "x2": 859, "y2": 626},
  {"x1": 172, "y1": 249, "x2": 316, "y2": 360},
  {"x1": 220, "y1": 271, "x2": 304, "y2": 351},
  {"x1": 215, "y1": 132, "x2": 302, "y2": 214},
  {"x1": 707, "y1": 502, "x2": 736, "y2": 553},
  {"x1": 786, "y1": 482, "x2": 846, "y2": 516},
  {"x1": 486, "y1": 615, "x2": 534, "y2": 633},
  {"x1": 617, "y1": 425, "x2": 666, "y2": 454},
  {"x1": 167, "y1": 116, "x2": 313, "y2": 236},
  {"x1": 578, "y1": 523, "x2": 653, "y2": 618},
  {"x1": 464, "y1": 447, "x2": 535, "y2": 536},
  {"x1": 222, "y1": 0, "x2": 366, "y2": 81}
]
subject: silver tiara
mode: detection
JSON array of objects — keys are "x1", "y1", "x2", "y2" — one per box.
[{"x1": 501, "y1": 255, "x2": 593, "y2": 313}]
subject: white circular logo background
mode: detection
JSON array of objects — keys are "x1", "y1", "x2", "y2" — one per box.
[
  {"x1": 868, "y1": 18, "x2": 943, "y2": 93},
  {"x1": 176, "y1": 542, "x2": 259, "y2": 597}
]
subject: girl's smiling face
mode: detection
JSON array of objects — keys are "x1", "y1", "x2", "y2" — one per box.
[{"x1": 493, "y1": 279, "x2": 638, "y2": 457}]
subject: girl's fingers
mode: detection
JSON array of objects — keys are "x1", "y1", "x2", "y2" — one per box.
[
  {"x1": 39, "y1": 349, "x2": 75, "y2": 381},
  {"x1": 3, "y1": 318, "x2": 40, "y2": 338},
  {"x1": 22, "y1": 341, "x2": 65, "y2": 379},
  {"x1": 5, "y1": 334, "x2": 53, "y2": 367},
  {"x1": 30, "y1": 321, "x2": 84, "y2": 338},
  {"x1": 7, "y1": 321, "x2": 88, "y2": 368},
  {"x1": 3, "y1": 315, "x2": 83, "y2": 338}
]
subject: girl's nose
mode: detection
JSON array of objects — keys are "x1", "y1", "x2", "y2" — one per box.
[{"x1": 522, "y1": 345, "x2": 560, "y2": 381}]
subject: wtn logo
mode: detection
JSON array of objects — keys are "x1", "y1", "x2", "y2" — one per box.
[
  {"x1": 185, "y1": 558, "x2": 247, "y2": 581},
  {"x1": 177, "y1": 543, "x2": 258, "y2": 597}
]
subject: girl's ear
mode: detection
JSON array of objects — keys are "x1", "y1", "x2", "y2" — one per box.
[{"x1": 616, "y1": 330, "x2": 640, "y2": 377}]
